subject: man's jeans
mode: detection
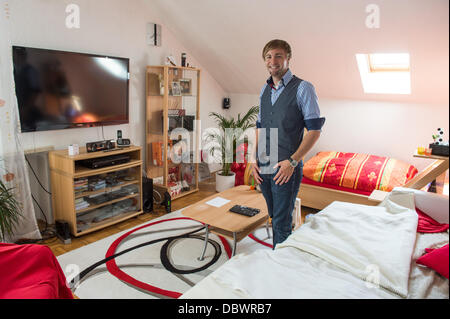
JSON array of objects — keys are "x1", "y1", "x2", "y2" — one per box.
[{"x1": 259, "y1": 163, "x2": 303, "y2": 248}]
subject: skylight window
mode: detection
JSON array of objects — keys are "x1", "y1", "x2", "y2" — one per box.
[{"x1": 356, "y1": 53, "x2": 411, "y2": 94}]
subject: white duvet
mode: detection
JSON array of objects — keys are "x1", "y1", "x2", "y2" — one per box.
[
  {"x1": 277, "y1": 199, "x2": 418, "y2": 297},
  {"x1": 181, "y1": 191, "x2": 449, "y2": 299}
]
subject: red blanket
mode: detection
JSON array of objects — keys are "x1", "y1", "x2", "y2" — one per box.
[
  {"x1": 416, "y1": 208, "x2": 449, "y2": 233},
  {"x1": 0, "y1": 243, "x2": 73, "y2": 299}
]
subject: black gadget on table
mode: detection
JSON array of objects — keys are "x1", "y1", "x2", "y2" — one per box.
[
  {"x1": 117, "y1": 130, "x2": 131, "y2": 147},
  {"x1": 229, "y1": 205, "x2": 260, "y2": 217}
]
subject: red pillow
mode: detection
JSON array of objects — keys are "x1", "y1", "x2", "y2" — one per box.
[{"x1": 416, "y1": 244, "x2": 449, "y2": 279}]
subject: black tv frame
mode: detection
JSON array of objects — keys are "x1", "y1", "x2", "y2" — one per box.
[{"x1": 12, "y1": 45, "x2": 130, "y2": 133}]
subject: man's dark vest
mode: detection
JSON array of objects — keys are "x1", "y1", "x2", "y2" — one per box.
[{"x1": 258, "y1": 75, "x2": 304, "y2": 169}]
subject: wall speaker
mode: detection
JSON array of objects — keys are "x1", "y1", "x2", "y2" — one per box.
[{"x1": 223, "y1": 98, "x2": 230, "y2": 109}]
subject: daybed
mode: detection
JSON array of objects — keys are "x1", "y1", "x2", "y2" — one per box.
[
  {"x1": 181, "y1": 187, "x2": 449, "y2": 299},
  {"x1": 298, "y1": 151, "x2": 449, "y2": 210}
]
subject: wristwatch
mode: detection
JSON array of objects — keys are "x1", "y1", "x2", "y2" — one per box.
[{"x1": 288, "y1": 157, "x2": 298, "y2": 168}]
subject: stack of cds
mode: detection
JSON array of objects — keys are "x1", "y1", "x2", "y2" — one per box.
[
  {"x1": 74, "y1": 178, "x2": 88, "y2": 196},
  {"x1": 105, "y1": 175, "x2": 123, "y2": 187},
  {"x1": 88, "y1": 177, "x2": 106, "y2": 191},
  {"x1": 86, "y1": 193, "x2": 109, "y2": 205},
  {"x1": 75, "y1": 197, "x2": 89, "y2": 211}
]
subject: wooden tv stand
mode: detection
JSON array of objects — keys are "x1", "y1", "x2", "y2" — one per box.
[{"x1": 48, "y1": 146, "x2": 143, "y2": 237}]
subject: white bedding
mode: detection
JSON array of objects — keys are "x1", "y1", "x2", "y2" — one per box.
[
  {"x1": 408, "y1": 231, "x2": 449, "y2": 299},
  {"x1": 276, "y1": 200, "x2": 418, "y2": 297},
  {"x1": 181, "y1": 247, "x2": 400, "y2": 299},
  {"x1": 181, "y1": 190, "x2": 449, "y2": 299}
]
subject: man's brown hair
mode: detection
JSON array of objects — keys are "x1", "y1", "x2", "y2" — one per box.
[{"x1": 262, "y1": 39, "x2": 292, "y2": 59}]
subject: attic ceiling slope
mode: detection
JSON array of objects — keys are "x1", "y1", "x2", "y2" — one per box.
[{"x1": 151, "y1": 0, "x2": 449, "y2": 105}]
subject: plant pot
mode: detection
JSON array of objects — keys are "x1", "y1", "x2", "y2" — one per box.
[{"x1": 215, "y1": 171, "x2": 236, "y2": 193}]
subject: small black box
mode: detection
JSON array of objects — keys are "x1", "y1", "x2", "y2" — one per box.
[
  {"x1": 429, "y1": 143, "x2": 449, "y2": 157},
  {"x1": 55, "y1": 220, "x2": 71, "y2": 244},
  {"x1": 142, "y1": 177, "x2": 153, "y2": 213},
  {"x1": 183, "y1": 115, "x2": 195, "y2": 131}
]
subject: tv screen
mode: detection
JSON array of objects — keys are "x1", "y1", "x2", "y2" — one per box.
[{"x1": 12, "y1": 46, "x2": 129, "y2": 132}]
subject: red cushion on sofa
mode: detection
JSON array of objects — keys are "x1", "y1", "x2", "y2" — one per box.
[{"x1": 416, "y1": 244, "x2": 449, "y2": 279}]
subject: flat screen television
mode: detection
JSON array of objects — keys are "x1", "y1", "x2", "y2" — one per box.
[{"x1": 12, "y1": 46, "x2": 129, "y2": 132}]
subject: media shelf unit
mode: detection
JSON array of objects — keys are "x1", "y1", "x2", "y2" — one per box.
[{"x1": 49, "y1": 146, "x2": 143, "y2": 237}]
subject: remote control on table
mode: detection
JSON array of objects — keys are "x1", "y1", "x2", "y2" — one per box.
[{"x1": 229, "y1": 205, "x2": 260, "y2": 217}]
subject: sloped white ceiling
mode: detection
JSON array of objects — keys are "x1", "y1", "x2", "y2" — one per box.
[{"x1": 151, "y1": 0, "x2": 449, "y2": 105}]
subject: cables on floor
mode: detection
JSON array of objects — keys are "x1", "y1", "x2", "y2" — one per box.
[{"x1": 71, "y1": 225, "x2": 222, "y2": 293}]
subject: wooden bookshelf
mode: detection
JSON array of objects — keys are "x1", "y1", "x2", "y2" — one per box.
[{"x1": 145, "y1": 65, "x2": 200, "y2": 200}]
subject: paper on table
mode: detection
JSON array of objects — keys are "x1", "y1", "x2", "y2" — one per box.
[{"x1": 205, "y1": 196, "x2": 231, "y2": 208}]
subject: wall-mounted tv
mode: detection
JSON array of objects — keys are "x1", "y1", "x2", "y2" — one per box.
[{"x1": 12, "y1": 46, "x2": 129, "y2": 132}]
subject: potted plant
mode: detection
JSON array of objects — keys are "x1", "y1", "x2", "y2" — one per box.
[
  {"x1": 0, "y1": 177, "x2": 23, "y2": 242},
  {"x1": 205, "y1": 105, "x2": 259, "y2": 192}
]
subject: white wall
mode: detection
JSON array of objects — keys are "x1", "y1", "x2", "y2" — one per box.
[
  {"x1": 9, "y1": 0, "x2": 228, "y2": 222},
  {"x1": 150, "y1": 0, "x2": 449, "y2": 106},
  {"x1": 229, "y1": 93, "x2": 449, "y2": 172},
  {"x1": 313, "y1": 99, "x2": 449, "y2": 170},
  {"x1": 11, "y1": 0, "x2": 227, "y2": 151}
]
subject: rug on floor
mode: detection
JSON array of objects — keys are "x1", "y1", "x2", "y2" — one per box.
[{"x1": 57, "y1": 208, "x2": 272, "y2": 299}]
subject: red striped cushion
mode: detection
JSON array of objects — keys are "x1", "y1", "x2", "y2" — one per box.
[{"x1": 303, "y1": 151, "x2": 418, "y2": 193}]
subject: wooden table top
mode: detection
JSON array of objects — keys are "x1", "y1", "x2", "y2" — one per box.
[
  {"x1": 413, "y1": 152, "x2": 449, "y2": 162},
  {"x1": 181, "y1": 185, "x2": 269, "y2": 233}
]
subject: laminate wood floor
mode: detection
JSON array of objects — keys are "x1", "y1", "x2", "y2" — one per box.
[{"x1": 37, "y1": 177, "x2": 315, "y2": 257}]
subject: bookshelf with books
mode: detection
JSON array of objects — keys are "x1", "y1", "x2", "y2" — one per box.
[{"x1": 145, "y1": 65, "x2": 200, "y2": 200}]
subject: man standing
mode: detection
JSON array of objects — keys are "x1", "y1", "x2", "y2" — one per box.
[{"x1": 251, "y1": 39, "x2": 325, "y2": 247}]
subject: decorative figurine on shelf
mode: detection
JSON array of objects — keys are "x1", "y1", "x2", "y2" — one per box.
[
  {"x1": 429, "y1": 127, "x2": 449, "y2": 157},
  {"x1": 165, "y1": 55, "x2": 176, "y2": 66},
  {"x1": 432, "y1": 128, "x2": 445, "y2": 145}
]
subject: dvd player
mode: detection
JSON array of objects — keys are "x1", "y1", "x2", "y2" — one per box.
[{"x1": 80, "y1": 154, "x2": 131, "y2": 169}]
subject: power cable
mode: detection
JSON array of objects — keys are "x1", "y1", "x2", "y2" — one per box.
[
  {"x1": 25, "y1": 156, "x2": 51, "y2": 195},
  {"x1": 23, "y1": 154, "x2": 56, "y2": 243},
  {"x1": 30, "y1": 193, "x2": 57, "y2": 242}
]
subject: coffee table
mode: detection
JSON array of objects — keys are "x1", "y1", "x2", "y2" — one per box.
[{"x1": 181, "y1": 185, "x2": 270, "y2": 259}]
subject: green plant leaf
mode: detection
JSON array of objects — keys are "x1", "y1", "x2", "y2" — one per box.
[
  {"x1": 207, "y1": 106, "x2": 259, "y2": 174},
  {"x1": 0, "y1": 179, "x2": 24, "y2": 242}
]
